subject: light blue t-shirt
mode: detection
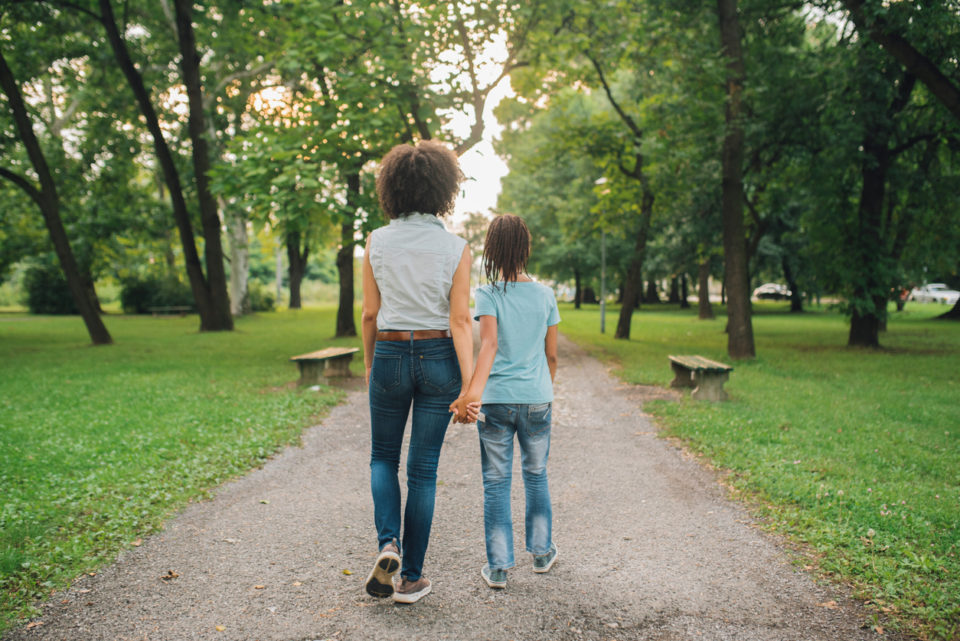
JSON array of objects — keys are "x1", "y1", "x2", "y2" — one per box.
[{"x1": 474, "y1": 281, "x2": 561, "y2": 404}]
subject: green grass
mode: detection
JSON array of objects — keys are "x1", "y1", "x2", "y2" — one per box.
[
  {"x1": 0, "y1": 308, "x2": 358, "y2": 632},
  {"x1": 559, "y1": 301, "x2": 959, "y2": 640}
]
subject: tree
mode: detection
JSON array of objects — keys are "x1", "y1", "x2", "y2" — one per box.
[
  {"x1": 0, "y1": 23, "x2": 112, "y2": 345},
  {"x1": 716, "y1": 0, "x2": 755, "y2": 358},
  {"x1": 93, "y1": 0, "x2": 233, "y2": 330}
]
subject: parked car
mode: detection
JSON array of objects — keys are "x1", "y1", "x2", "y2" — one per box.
[
  {"x1": 752, "y1": 283, "x2": 792, "y2": 301},
  {"x1": 909, "y1": 283, "x2": 960, "y2": 305}
]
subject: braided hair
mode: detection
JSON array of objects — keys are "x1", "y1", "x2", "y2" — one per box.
[{"x1": 482, "y1": 214, "x2": 531, "y2": 291}]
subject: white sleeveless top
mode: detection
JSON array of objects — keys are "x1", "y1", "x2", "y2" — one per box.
[{"x1": 368, "y1": 213, "x2": 467, "y2": 330}]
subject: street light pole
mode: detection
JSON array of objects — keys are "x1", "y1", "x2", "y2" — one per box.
[
  {"x1": 601, "y1": 230, "x2": 606, "y2": 334},
  {"x1": 595, "y1": 177, "x2": 608, "y2": 334}
]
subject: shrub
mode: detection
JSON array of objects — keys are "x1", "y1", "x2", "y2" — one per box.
[
  {"x1": 23, "y1": 260, "x2": 77, "y2": 315},
  {"x1": 247, "y1": 280, "x2": 276, "y2": 312},
  {"x1": 120, "y1": 275, "x2": 193, "y2": 314}
]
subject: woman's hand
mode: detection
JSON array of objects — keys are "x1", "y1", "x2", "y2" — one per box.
[{"x1": 449, "y1": 393, "x2": 480, "y2": 424}]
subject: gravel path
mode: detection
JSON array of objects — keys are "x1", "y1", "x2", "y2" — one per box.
[{"x1": 6, "y1": 335, "x2": 895, "y2": 641}]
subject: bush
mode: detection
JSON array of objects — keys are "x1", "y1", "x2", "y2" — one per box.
[
  {"x1": 120, "y1": 275, "x2": 193, "y2": 314},
  {"x1": 247, "y1": 280, "x2": 276, "y2": 312},
  {"x1": 23, "y1": 261, "x2": 77, "y2": 315}
]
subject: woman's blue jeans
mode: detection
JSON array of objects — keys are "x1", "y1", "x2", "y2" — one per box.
[
  {"x1": 368, "y1": 338, "x2": 460, "y2": 581},
  {"x1": 477, "y1": 402, "x2": 553, "y2": 571}
]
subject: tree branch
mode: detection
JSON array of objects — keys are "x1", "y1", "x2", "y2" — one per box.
[
  {"x1": 0, "y1": 166, "x2": 43, "y2": 208},
  {"x1": 585, "y1": 52, "x2": 643, "y2": 140},
  {"x1": 842, "y1": 0, "x2": 960, "y2": 122}
]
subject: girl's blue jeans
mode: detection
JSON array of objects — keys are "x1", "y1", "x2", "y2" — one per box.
[
  {"x1": 368, "y1": 337, "x2": 460, "y2": 581},
  {"x1": 477, "y1": 402, "x2": 553, "y2": 571}
]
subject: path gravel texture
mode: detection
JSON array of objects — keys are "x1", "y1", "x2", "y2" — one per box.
[{"x1": 6, "y1": 335, "x2": 897, "y2": 641}]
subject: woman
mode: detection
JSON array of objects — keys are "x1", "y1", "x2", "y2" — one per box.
[{"x1": 361, "y1": 141, "x2": 474, "y2": 604}]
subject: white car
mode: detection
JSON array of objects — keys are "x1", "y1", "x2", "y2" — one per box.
[
  {"x1": 752, "y1": 283, "x2": 791, "y2": 301},
  {"x1": 909, "y1": 283, "x2": 960, "y2": 305}
]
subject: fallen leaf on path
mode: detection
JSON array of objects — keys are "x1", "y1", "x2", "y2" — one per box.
[
  {"x1": 254, "y1": 585, "x2": 265, "y2": 589},
  {"x1": 874, "y1": 625, "x2": 884, "y2": 634},
  {"x1": 816, "y1": 601, "x2": 839, "y2": 609},
  {"x1": 342, "y1": 569, "x2": 352, "y2": 575},
  {"x1": 161, "y1": 570, "x2": 179, "y2": 581},
  {"x1": 25, "y1": 621, "x2": 44, "y2": 629},
  {"x1": 292, "y1": 581, "x2": 303, "y2": 586},
  {"x1": 131, "y1": 539, "x2": 142, "y2": 547},
  {"x1": 215, "y1": 625, "x2": 226, "y2": 631},
  {"x1": 260, "y1": 499, "x2": 270, "y2": 504}
]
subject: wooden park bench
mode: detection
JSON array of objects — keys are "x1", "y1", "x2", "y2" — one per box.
[
  {"x1": 290, "y1": 347, "x2": 359, "y2": 385},
  {"x1": 148, "y1": 305, "x2": 192, "y2": 317},
  {"x1": 668, "y1": 355, "x2": 733, "y2": 402}
]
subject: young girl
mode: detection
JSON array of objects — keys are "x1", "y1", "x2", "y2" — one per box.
[{"x1": 451, "y1": 214, "x2": 560, "y2": 589}]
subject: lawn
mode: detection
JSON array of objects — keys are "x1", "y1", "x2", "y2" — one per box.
[
  {"x1": 559, "y1": 301, "x2": 959, "y2": 640},
  {"x1": 0, "y1": 308, "x2": 357, "y2": 632}
]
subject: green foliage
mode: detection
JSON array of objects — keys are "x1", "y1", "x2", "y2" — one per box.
[
  {"x1": 561, "y1": 302, "x2": 960, "y2": 639},
  {"x1": 0, "y1": 308, "x2": 354, "y2": 632},
  {"x1": 22, "y1": 259, "x2": 76, "y2": 315},
  {"x1": 247, "y1": 279, "x2": 276, "y2": 312},
  {"x1": 119, "y1": 276, "x2": 193, "y2": 315}
]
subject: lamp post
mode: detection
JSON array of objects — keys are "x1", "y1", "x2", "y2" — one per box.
[{"x1": 595, "y1": 177, "x2": 608, "y2": 334}]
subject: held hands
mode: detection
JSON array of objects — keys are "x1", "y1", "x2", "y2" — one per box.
[{"x1": 449, "y1": 393, "x2": 481, "y2": 424}]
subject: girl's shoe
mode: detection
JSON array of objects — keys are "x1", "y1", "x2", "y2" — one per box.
[
  {"x1": 481, "y1": 565, "x2": 507, "y2": 589},
  {"x1": 532, "y1": 543, "x2": 558, "y2": 573},
  {"x1": 392, "y1": 577, "x2": 431, "y2": 603},
  {"x1": 364, "y1": 543, "x2": 400, "y2": 598}
]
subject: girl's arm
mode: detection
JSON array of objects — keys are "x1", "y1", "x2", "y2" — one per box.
[
  {"x1": 545, "y1": 324, "x2": 559, "y2": 382},
  {"x1": 361, "y1": 236, "x2": 380, "y2": 384},
  {"x1": 448, "y1": 245, "x2": 475, "y2": 408},
  {"x1": 452, "y1": 314, "x2": 497, "y2": 421}
]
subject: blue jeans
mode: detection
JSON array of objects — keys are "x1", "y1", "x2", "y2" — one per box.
[
  {"x1": 369, "y1": 338, "x2": 460, "y2": 581},
  {"x1": 477, "y1": 402, "x2": 553, "y2": 571}
]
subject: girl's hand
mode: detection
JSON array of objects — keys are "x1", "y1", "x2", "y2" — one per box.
[{"x1": 464, "y1": 401, "x2": 481, "y2": 422}]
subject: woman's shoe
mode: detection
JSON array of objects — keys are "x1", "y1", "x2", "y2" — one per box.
[
  {"x1": 392, "y1": 577, "x2": 431, "y2": 604},
  {"x1": 364, "y1": 542, "x2": 401, "y2": 598}
]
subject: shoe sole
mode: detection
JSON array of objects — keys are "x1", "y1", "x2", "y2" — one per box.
[
  {"x1": 392, "y1": 579, "x2": 431, "y2": 604},
  {"x1": 532, "y1": 544, "x2": 558, "y2": 574},
  {"x1": 364, "y1": 550, "x2": 400, "y2": 598},
  {"x1": 481, "y1": 568, "x2": 506, "y2": 589}
]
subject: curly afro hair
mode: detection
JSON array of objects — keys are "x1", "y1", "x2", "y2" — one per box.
[{"x1": 375, "y1": 140, "x2": 462, "y2": 218}]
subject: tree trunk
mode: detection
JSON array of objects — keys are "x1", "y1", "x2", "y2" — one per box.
[
  {"x1": 680, "y1": 272, "x2": 690, "y2": 309},
  {"x1": 174, "y1": 0, "x2": 233, "y2": 331},
  {"x1": 668, "y1": 276, "x2": 680, "y2": 303},
  {"x1": 782, "y1": 256, "x2": 803, "y2": 313},
  {"x1": 573, "y1": 268, "x2": 582, "y2": 310},
  {"x1": 698, "y1": 259, "x2": 714, "y2": 320},
  {"x1": 615, "y1": 190, "x2": 653, "y2": 339},
  {"x1": 939, "y1": 298, "x2": 960, "y2": 320},
  {"x1": 645, "y1": 279, "x2": 661, "y2": 304},
  {"x1": 717, "y1": 0, "x2": 755, "y2": 359},
  {"x1": 0, "y1": 51, "x2": 112, "y2": 346},
  {"x1": 847, "y1": 63, "x2": 915, "y2": 347},
  {"x1": 226, "y1": 206, "x2": 250, "y2": 316},
  {"x1": 98, "y1": 0, "x2": 222, "y2": 329},
  {"x1": 286, "y1": 231, "x2": 308, "y2": 310},
  {"x1": 336, "y1": 173, "x2": 360, "y2": 337}
]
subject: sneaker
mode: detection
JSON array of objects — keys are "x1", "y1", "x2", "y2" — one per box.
[
  {"x1": 532, "y1": 543, "x2": 558, "y2": 574},
  {"x1": 364, "y1": 542, "x2": 400, "y2": 598},
  {"x1": 481, "y1": 565, "x2": 507, "y2": 589},
  {"x1": 392, "y1": 577, "x2": 431, "y2": 604}
]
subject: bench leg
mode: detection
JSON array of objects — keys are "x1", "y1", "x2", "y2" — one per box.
[
  {"x1": 669, "y1": 363, "x2": 696, "y2": 389},
  {"x1": 691, "y1": 371, "x2": 729, "y2": 402},
  {"x1": 324, "y1": 354, "x2": 354, "y2": 377},
  {"x1": 297, "y1": 361, "x2": 322, "y2": 386}
]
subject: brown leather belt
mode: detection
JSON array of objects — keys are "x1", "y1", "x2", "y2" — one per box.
[{"x1": 376, "y1": 329, "x2": 451, "y2": 341}]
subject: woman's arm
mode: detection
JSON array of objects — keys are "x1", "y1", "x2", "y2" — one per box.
[
  {"x1": 545, "y1": 324, "x2": 559, "y2": 382},
  {"x1": 448, "y1": 245, "x2": 474, "y2": 414},
  {"x1": 361, "y1": 236, "x2": 381, "y2": 384}
]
